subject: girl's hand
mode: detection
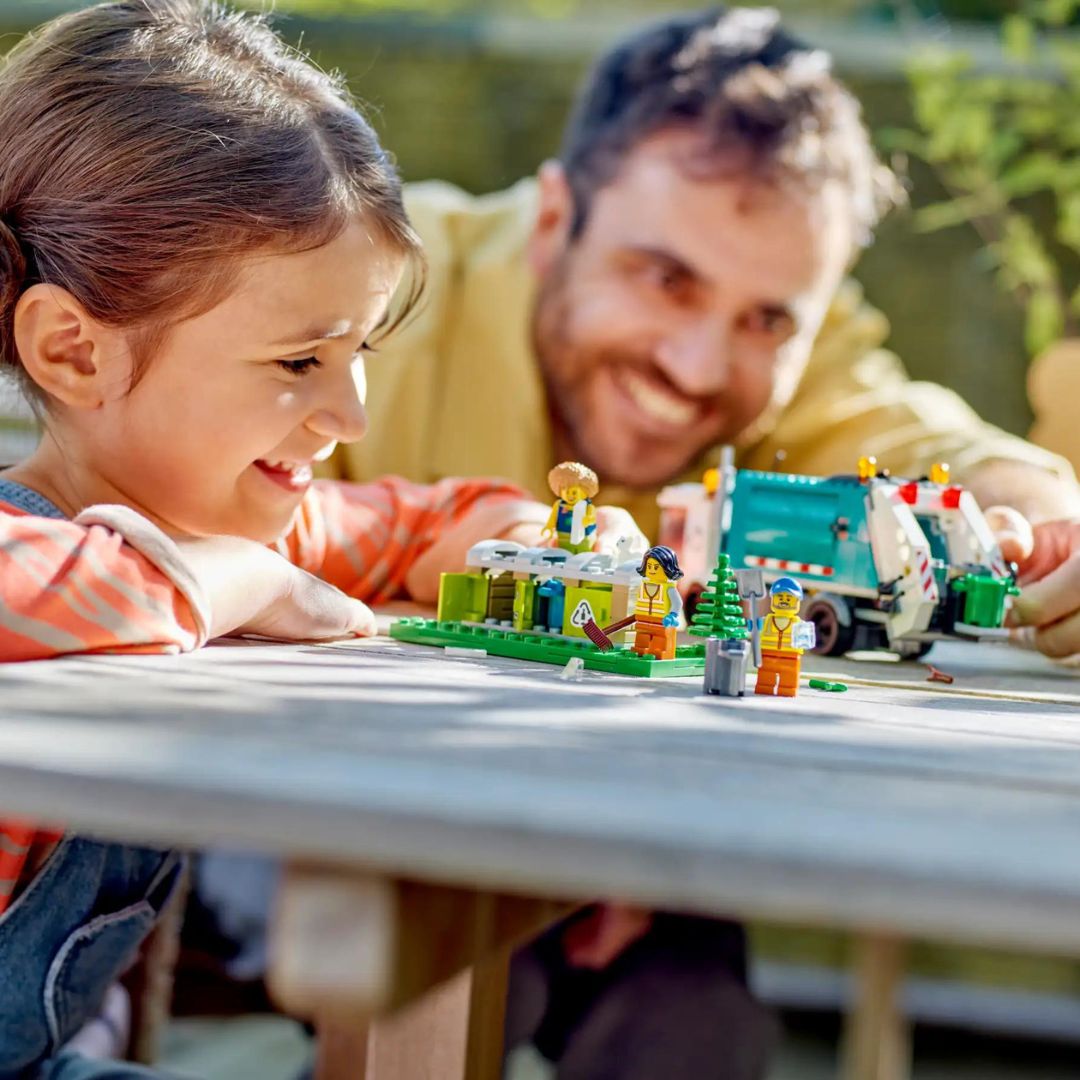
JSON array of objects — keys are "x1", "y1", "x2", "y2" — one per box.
[{"x1": 174, "y1": 536, "x2": 376, "y2": 642}]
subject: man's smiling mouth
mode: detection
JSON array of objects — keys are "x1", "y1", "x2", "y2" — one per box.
[{"x1": 613, "y1": 367, "x2": 703, "y2": 429}]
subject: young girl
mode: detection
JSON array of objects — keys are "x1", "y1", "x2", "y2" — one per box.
[{"x1": 0, "y1": 2, "x2": 629, "y2": 1075}]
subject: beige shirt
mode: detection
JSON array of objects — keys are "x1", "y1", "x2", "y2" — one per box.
[{"x1": 333, "y1": 179, "x2": 1073, "y2": 536}]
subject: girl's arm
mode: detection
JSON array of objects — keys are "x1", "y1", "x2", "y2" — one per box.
[
  {"x1": 277, "y1": 477, "x2": 550, "y2": 605},
  {"x1": 0, "y1": 505, "x2": 208, "y2": 661},
  {"x1": 0, "y1": 505, "x2": 375, "y2": 662}
]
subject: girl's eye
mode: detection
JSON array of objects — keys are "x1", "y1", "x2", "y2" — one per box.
[{"x1": 276, "y1": 356, "x2": 321, "y2": 376}]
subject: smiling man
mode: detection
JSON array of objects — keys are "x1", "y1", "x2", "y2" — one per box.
[
  {"x1": 333, "y1": 7, "x2": 1080, "y2": 1077},
  {"x1": 343, "y1": 9, "x2": 1078, "y2": 542}
]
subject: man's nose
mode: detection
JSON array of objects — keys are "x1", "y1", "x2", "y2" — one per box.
[
  {"x1": 654, "y1": 314, "x2": 732, "y2": 396},
  {"x1": 306, "y1": 362, "x2": 368, "y2": 444}
]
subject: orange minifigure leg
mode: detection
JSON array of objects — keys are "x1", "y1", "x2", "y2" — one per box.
[
  {"x1": 754, "y1": 662, "x2": 780, "y2": 696},
  {"x1": 776, "y1": 656, "x2": 802, "y2": 698},
  {"x1": 633, "y1": 617, "x2": 669, "y2": 658}
]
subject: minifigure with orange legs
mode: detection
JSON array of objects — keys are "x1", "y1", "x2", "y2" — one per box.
[
  {"x1": 632, "y1": 545, "x2": 684, "y2": 660},
  {"x1": 754, "y1": 577, "x2": 816, "y2": 697}
]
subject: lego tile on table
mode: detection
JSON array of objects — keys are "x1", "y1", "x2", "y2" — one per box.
[{"x1": 389, "y1": 618, "x2": 707, "y2": 679}]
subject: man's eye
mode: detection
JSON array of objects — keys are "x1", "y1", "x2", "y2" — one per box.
[
  {"x1": 648, "y1": 265, "x2": 690, "y2": 296},
  {"x1": 741, "y1": 308, "x2": 795, "y2": 338},
  {"x1": 276, "y1": 356, "x2": 322, "y2": 375}
]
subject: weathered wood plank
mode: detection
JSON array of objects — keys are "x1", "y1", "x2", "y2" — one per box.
[{"x1": 0, "y1": 640, "x2": 1078, "y2": 955}]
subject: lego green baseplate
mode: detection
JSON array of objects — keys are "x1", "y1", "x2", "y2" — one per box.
[{"x1": 390, "y1": 617, "x2": 707, "y2": 678}]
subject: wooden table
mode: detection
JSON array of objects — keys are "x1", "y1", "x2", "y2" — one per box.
[{"x1": 0, "y1": 633, "x2": 1078, "y2": 1080}]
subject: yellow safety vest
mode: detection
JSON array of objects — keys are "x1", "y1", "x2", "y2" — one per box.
[
  {"x1": 761, "y1": 614, "x2": 800, "y2": 654},
  {"x1": 635, "y1": 582, "x2": 672, "y2": 620}
]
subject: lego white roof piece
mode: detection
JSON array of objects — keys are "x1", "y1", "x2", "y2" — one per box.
[
  {"x1": 465, "y1": 539, "x2": 526, "y2": 569},
  {"x1": 463, "y1": 539, "x2": 641, "y2": 586}
]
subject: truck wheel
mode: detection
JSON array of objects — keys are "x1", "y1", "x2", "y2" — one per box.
[
  {"x1": 893, "y1": 639, "x2": 934, "y2": 660},
  {"x1": 804, "y1": 595, "x2": 856, "y2": 656}
]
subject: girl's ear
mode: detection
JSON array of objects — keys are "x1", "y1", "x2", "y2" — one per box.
[
  {"x1": 13, "y1": 284, "x2": 125, "y2": 409},
  {"x1": 527, "y1": 159, "x2": 575, "y2": 279}
]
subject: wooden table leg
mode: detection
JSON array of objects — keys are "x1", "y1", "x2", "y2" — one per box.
[
  {"x1": 269, "y1": 865, "x2": 570, "y2": 1080},
  {"x1": 465, "y1": 947, "x2": 510, "y2": 1080},
  {"x1": 316, "y1": 951, "x2": 508, "y2": 1080},
  {"x1": 839, "y1": 932, "x2": 911, "y2": 1080},
  {"x1": 315, "y1": 1018, "x2": 373, "y2": 1080}
]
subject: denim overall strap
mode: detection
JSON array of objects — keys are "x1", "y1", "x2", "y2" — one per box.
[
  {"x1": 0, "y1": 478, "x2": 66, "y2": 520},
  {"x1": 0, "y1": 834, "x2": 185, "y2": 1077}
]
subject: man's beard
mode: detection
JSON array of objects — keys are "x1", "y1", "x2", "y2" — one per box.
[{"x1": 531, "y1": 271, "x2": 740, "y2": 487}]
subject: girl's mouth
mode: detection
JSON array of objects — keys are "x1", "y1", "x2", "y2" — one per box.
[{"x1": 253, "y1": 459, "x2": 314, "y2": 492}]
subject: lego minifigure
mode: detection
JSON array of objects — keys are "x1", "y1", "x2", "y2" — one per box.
[
  {"x1": 544, "y1": 461, "x2": 599, "y2": 555},
  {"x1": 632, "y1": 545, "x2": 684, "y2": 661},
  {"x1": 753, "y1": 577, "x2": 816, "y2": 698},
  {"x1": 857, "y1": 455, "x2": 878, "y2": 482}
]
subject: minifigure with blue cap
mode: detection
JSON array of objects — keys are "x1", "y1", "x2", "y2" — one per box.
[{"x1": 753, "y1": 576, "x2": 815, "y2": 697}]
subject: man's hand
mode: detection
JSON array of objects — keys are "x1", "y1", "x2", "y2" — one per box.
[
  {"x1": 562, "y1": 903, "x2": 653, "y2": 969},
  {"x1": 984, "y1": 507, "x2": 1080, "y2": 659},
  {"x1": 592, "y1": 505, "x2": 649, "y2": 557}
]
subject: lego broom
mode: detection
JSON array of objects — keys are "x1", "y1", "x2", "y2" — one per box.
[{"x1": 582, "y1": 615, "x2": 635, "y2": 651}]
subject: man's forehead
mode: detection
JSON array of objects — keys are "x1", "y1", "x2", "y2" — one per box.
[{"x1": 585, "y1": 130, "x2": 853, "y2": 300}]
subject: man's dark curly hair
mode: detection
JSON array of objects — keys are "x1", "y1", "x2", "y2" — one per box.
[{"x1": 559, "y1": 7, "x2": 902, "y2": 245}]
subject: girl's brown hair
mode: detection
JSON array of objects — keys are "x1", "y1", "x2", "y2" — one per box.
[{"x1": 0, "y1": 0, "x2": 424, "y2": 406}]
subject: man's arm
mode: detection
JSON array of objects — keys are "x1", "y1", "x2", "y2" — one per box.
[{"x1": 964, "y1": 459, "x2": 1080, "y2": 524}]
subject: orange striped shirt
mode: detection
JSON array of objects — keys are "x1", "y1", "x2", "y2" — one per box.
[{"x1": 0, "y1": 473, "x2": 528, "y2": 911}]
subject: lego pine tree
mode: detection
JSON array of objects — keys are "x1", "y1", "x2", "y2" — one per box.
[{"x1": 689, "y1": 554, "x2": 748, "y2": 640}]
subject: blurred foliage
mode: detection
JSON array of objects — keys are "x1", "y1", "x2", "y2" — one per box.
[
  {"x1": 889, "y1": 0, "x2": 1080, "y2": 356},
  {"x1": 0, "y1": 2, "x2": 1044, "y2": 433},
  {"x1": 250, "y1": 0, "x2": 866, "y2": 14},
  {"x1": 251, "y1": 0, "x2": 652, "y2": 13}
]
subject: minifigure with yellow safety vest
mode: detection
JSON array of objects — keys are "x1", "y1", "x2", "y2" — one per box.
[
  {"x1": 631, "y1": 545, "x2": 684, "y2": 661},
  {"x1": 752, "y1": 577, "x2": 816, "y2": 697},
  {"x1": 543, "y1": 461, "x2": 599, "y2": 555}
]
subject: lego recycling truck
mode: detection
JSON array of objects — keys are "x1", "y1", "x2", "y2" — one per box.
[{"x1": 658, "y1": 453, "x2": 1019, "y2": 658}]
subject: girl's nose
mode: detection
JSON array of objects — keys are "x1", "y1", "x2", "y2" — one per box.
[{"x1": 307, "y1": 362, "x2": 368, "y2": 444}]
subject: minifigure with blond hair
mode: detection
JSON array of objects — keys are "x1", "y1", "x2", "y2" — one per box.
[{"x1": 544, "y1": 461, "x2": 599, "y2": 554}]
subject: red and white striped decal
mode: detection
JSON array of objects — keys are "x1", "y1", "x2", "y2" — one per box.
[
  {"x1": 745, "y1": 555, "x2": 834, "y2": 577},
  {"x1": 917, "y1": 552, "x2": 936, "y2": 598}
]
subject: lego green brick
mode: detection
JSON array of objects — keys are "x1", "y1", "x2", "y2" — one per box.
[
  {"x1": 437, "y1": 572, "x2": 488, "y2": 623},
  {"x1": 563, "y1": 583, "x2": 613, "y2": 639},
  {"x1": 512, "y1": 578, "x2": 536, "y2": 632},
  {"x1": 389, "y1": 618, "x2": 706, "y2": 678}
]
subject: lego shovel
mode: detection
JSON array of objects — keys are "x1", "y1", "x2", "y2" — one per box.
[{"x1": 734, "y1": 568, "x2": 766, "y2": 668}]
